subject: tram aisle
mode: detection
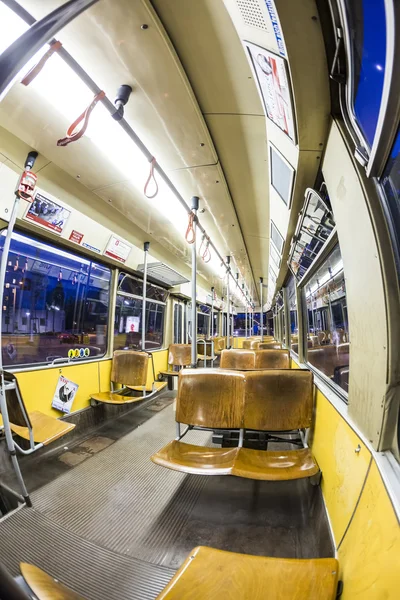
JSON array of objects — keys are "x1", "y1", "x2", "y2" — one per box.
[{"x1": 0, "y1": 392, "x2": 333, "y2": 599}]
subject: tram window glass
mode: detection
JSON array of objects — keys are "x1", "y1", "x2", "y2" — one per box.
[
  {"x1": 305, "y1": 244, "x2": 350, "y2": 394},
  {"x1": 271, "y1": 221, "x2": 284, "y2": 254},
  {"x1": 344, "y1": 0, "x2": 386, "y2": 148},
  {"x1": 234, "y1": 313, "x2": 245, "y2": 336},
  {"x1": 0, "y1": 230, "x2": 110, "y2": 367},
  {"x1": 287, "y1": 276, "x2": 298, "y2": 351},
  {"x1": 173, "y1": 303, "x2": 182, "y2": 343},
  {"x1": 382, "y1": 125, "x2": 400, "y2": 257},
  {"x1": 115, "y1": 273, "x2": 166, "y2": 351},
  {"x1": 197, "y1": 312, "x2": 209, "y2": 337}
]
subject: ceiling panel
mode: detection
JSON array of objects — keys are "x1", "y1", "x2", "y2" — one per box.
[{"x1": 150, "y1": 0, "x2": 263, "y2": 115}]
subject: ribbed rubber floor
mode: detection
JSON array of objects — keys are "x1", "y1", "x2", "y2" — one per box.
[{"x1": 0, "y1": 405, "x2": 210, "y2": 598}]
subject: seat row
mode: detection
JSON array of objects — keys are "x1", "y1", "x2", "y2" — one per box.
[{"x1": 152, "y1": 368, "x2": 319, "y2": 482}]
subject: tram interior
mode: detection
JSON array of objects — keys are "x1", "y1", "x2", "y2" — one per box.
[{"x1": 0, "y1": 0, "x2": 399, "y2": 599}]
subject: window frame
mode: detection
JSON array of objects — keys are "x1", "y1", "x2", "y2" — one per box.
[
  {"x1": 0, "y1": 227, "x2": 112, "y2": 370},
  {"x1": 298, "y1": 232, "x2": 349, "y2": 402}
]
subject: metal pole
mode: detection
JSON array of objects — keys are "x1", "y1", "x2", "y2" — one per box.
[
  {"x1": 210, "y1": 286, "x2": 214, "y2": 337},
  {"x1": 226, "y1": 256, "x2": 230, "y2": 349},
  {"x1": 191, "y1": 197, "x2": 199, "y2": 367},
  {"x1": 141, "y1": 241, "x2": 150, "y2": 351},
  {"x1": 0, "y1": 152, "x2": 38, "y2": 506},
  {"x1": 260, "y1": 277, "x2": 264, "y2": 341}
]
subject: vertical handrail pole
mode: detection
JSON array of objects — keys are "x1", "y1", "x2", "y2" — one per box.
[
  {"x1": 226, "y1": 256, "x2": 231, "y2": 349},
  {"x1": 211, "y1": 286, "x2": 214, "y2": 338},
  {"x1": 141, "y1": 241, "x2": 150, "y2": 351},
  {"x1": 191, "y1": 197, "x2": 199, "y2": 367},
  {"x1": 0, "y1": 152, "x2": 38, "y2": 506},
  {"x1": 260, "y1": 277, "x2": 264, "y2": 341}
]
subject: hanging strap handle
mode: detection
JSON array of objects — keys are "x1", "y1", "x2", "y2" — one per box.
[
  {"x1": 21, "y1": 40, "x2": 63, "y2": 86},
  {"x1": 144, "y1": 157, "x2": 159, "y2": 199},
  {"x1": 57, "y1": 90, "x2": 105, "y2": 147},
  {"x1": 185, "y1": 212, "x2": 196, "y2": 244}
]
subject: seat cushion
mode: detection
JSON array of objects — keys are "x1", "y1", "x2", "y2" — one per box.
[
  {"x1": 231, "y1": 448, "x2": 319, "y2": 481},
  {"x1": 156, "y1": 546, "x2": 339, "y2": 599},
  {"x1": 151, "y1": 440, "x2": 238, "y2": 475},
  {"x1": 90, "y1": 392, "x2": 143, "y2": 405}
]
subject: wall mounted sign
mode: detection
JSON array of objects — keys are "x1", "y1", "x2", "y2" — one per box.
[
  {"x1": 264, "y1": 0, "x2": 286, "y2": 57},
  {"x1": 104, "y1": 235, "x2": 131, "y2": 263},
  {"x1": 244, "y1": 41, "x2": 296, "y2": 143},
  {"x1": 24, "y1": 192, "x2": 70, "y2": 235},
  {"x1": 69, "y1": 230, "x2": 84, "y2": 244},
  {"x1": 52, "y1": 375, "x2": 78, "y2": 414}
]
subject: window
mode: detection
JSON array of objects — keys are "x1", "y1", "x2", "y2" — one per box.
[
  {"x1": 197, "y1": 312, "x2": 209, "y2": 337},
  {"x1": 0, "y1": 230, "x2": 111, "y2": 366},
  {"x1": 114, "y1": 273, "x2": 167, "y2": 351},
  {"x1": 173, "y1": 303, "x2": 183, "y2": 344},
  {"x1": 304, "y1": 244, "x2": 350, "y2": 394},
  {"x1": 287, "y1": 276, "x2": 298, "y2": 352}
]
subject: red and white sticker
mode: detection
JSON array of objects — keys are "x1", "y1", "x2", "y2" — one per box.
[
  {"x1": 104, "y1": 235, "x2": 131, "y2": 263},
  {"x1": 69, "y1": 230, "x2": 84, "y2": 244}
]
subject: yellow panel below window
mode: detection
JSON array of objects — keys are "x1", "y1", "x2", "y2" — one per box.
[
  {"x1": 290, "y1": 359, "x2": 300, "y2": 369},
  {"x1": 98, "y1": 359, "x2": 112, "y2": 391},
  {"x1": 339, "y1": 461, "x2": 400, "y2": 599},
  {"x1": 146, "y1": 350, "x2": 168, "y2": 387},
  {"x1": 311, "y1": 388, "x2": 371, "y2": 546},
  {"x1": 15, "y1": 361, "x2": 100, "y2": 418}
]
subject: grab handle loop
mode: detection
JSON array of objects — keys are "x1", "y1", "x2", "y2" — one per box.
[
  {"x1": 21, "y1": 40, "x2": 62, "y2": 86},
  {"x1": 185, "y1": 212, "x2": 196, "y2": 244},
  {"x1": 144, "y1": 157, "x2": 159, "y2": 199},
  {"x1": 57, "y1": 90, "x2": 105, "y2": 147},
  {"x1": 199, "y1": 235, "x2": 211, "y2": 263}
]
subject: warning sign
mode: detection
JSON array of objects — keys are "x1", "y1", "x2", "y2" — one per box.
[
  {"x1": 69, "y1": 230, "x2": 84, "y2": 244},
  {"x1": 104, "y1": 235, "x2": 131, "y2": 263}
]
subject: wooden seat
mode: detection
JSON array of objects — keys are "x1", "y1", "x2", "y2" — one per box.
[
  {"x1": 160, "y1": 344, "x2": 193, "y2": 389},
  {"x1": 152, "y1": 369, "x2": 319, "y2": 482},
  {"x1": 1, "y1": 372, "x2": 75, "y2": 446},
  {"x1": 242, "y1": 339, "x2": 260, "y2": 349},
  {"x1": 156, "y1": 546, "x2": 339, "y2": 600},
  {"x1": 258, "y1": 342, "x2": 282, "y2": 349},
  {"x1": 20, "y1": 563, "x2": 85, "y2": 599},
  {"x1": 91, "y1": 350, "x2": 149, "y2": 404},
  {"x1": 152, "y1": 440, "x2": 238, "y2": 475},
  {"x1": 220, "y1": 349, "x2": 290, "y2": 370},
  {"x1": 210, "y1": 336, "x2": 226, "y2": 355},
  {"x1": 232, "y1": 448, "x2": 319, "y2": 480}
]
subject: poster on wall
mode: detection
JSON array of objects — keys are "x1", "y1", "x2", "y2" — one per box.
[
  {"x1": 125, "y1": 316, "x2": 140, "y2": 334},
  {"x1": 104, "y1": 235, "x2": 131, "y2": 263},
  {"x1": 24, "y1": 192, "x2": 71, "y2": 235},
  {"x1": 244, "y1": 41, "x2": 296, "y2": 143},
  {"x1": 52, "y1": 375, "x2": 79, "y2": 414}
]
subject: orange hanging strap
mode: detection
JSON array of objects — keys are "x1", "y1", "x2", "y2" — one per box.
[
  {"x1": 21, "y1": 40, "x2": 63, "y2": 86},
  {"x1": 57, "y1": 90, "x2": 105, "y2": 147},
  {"x1": 203, "y1": 238, "x2": 211, "y2": 263},
  {"x1": 144, "y1": 157, "x2": 159, "y2": 199},
  {"x1": 185, "y1": 212, "x2": 196, "y2": 244}
]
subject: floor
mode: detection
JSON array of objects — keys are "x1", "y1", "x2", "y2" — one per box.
[{"x1": 0, "y1": 391, "x2": 334, "y2": 599}]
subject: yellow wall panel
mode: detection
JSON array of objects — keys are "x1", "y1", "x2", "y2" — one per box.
[
  {"x1": 311, "y1": 389, "x2": 371, "y2": 545},
  {"x1": 339, "y1": 461, "x2": 400, "y2": 599},
  {"x1": 98, "y1": 359, "x2": 112, "y2": 391},
  {"x1": 146, "y1": 350, "x2": 168, "y2": 387},
  {"x1": 290, "y1": 359, "x2": 300, "y2": 369},
  {"x1": 16, "y1": 362, "x2": 100, "y2": 418}
]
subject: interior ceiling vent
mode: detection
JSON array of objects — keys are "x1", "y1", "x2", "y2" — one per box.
[
  {"x1": 236, "y1": 0, "x2": 269, "y2": 31},
  {"x1": 137, "y1": 262, "x2": 189, "y2": 286}
]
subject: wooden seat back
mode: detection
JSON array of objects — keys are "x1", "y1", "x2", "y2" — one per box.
[
  {"x1": 220, "y1": 349, "x2": 256, "y2": 370},
  {"x1": 111, "y1": 350, "x2": 148, "y2": 387},
  {"x1": 258, "y1": 342, "x2": 282, "y2": 350},
  {"x1": 243, "y1": 370, "x2": 313, "y2": 431},
  {"x1": 2, "y1": 371, "x2": 31, "y2": 428},
  {"x1": 176, "y1": 369, "x2": 245, "y2": 429},
  {"x1": 213, "y1": 337, "x2": 226, "y2": 351},
  {"x1": 168, "y1": 344, "x2": 192, "y2": 366},
  {"x1": 255, "y1": 350, "x2": 290, "y2": 369},
  {"x1": 242, "y1": 339, "x2": 260, "y2": 349}
]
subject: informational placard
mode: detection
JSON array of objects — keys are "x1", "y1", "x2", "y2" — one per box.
[
  {"x1": 24, "y1": 192, "x2": 71, "y2": 235},
  {"x1": 69, "y1": 230, "x2": 84, "y2": 244},
  {"x1": 104, "y1": 235, "x2": 131, "y2": 263},
  {"x1": 126, "y1": 316, "x2": 140, "y2": 334},
  {"x1": 52, "y1": 375, "x2": 79, "y2": 414},
  {"x1": 245, "y1": 42, "x2": 296, "y2": 143},
  {"x1": 264, "y1": 0, "x2": 286, "y2": 57}
]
